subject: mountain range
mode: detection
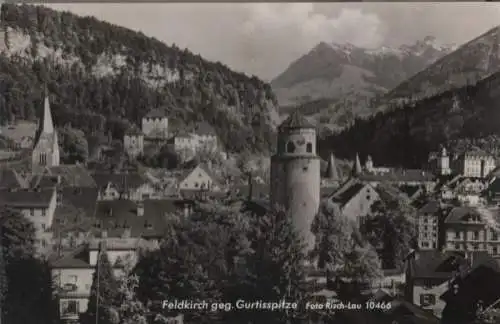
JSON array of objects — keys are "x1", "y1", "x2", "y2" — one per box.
[
  {"x1": 317, "y1": 24, "x2": 500, "y2": 168},
  {"x1": 271, "y1": 37, "x2": 456, "y2": 128}
]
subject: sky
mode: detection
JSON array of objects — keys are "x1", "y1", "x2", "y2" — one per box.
[{"x1": 46, "y1": 3, "x2": 500, "y2": 81}]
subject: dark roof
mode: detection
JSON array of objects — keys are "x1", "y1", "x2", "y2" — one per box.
[
  {"x1": 409, "y1": 250, "x2": 491, "y2": 279},
  {"x1": 144, "y1": 108, "x2": 167, "y2": 119},
  {"x1": 441, "y1": 258, "x2": 500, "y2": 309},
  {"x1": 487, "y1": 178, "x2": 500, "y2": 194},
  {"x1": 50, "y1": 245, "x2": 91, "y2": 269},
  {"x1": 330, "y1": 182, "x2": 366, "y2": 207},
  {"x1": 231, "y1": 182, "x2": 269, "y2": 200},
  {"x1": 193, "y1": 122, "x2": 217, "y2": 136},
  {"x1": 418, "y1": 200, "x2": 440, "y2": 215},
  {"x1": 125, "y1": 128, "x2": 143, "y2": 136},
  {"x1": 93, "y1": 173, "x2": 147, "y2": 192},
  {"x1": 46, "y1": 165, "x2": 96, "y2": 187},
  {"x1": 399, "y1": 185, "x2": 423, "y2": 200},
  {"x1": 444, "y1": 206, "x2": 484, "y2": 224},
  {"x1": 0, "y1": 187, "x2": 55, "y2": 208},
  {"x1": 92, "y1": 199, "x2": 181, "y2": 238},
  {"x1": 359, "y1": 169, "x2": 434, "y2": 183},
  {"x1": 278, "y1": 109, "x2": 315, "y2": 131},
  {"x1": 0, "y1": 169, "x2": 27, "y2": 189}
]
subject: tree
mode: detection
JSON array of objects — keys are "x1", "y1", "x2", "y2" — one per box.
[
  {"x1": 0, "y1": 207, "x2": 58, "y2": 324},
  {"x1": 135, "y1": 218, "x2": 231, "y2": 324},
  {"x1": 361, "y1": 183, "x2": 417, "y2": 270},
  {"x1": 59, "y1": 125, "x2": 89, "y2": 163},
  {"x1": 312, "y1": 200, "x2": 382, "y2": 302},
  {"x1": 225, "y1": 209, "x2": 310, "y2": 324},
  {"x1": 81, "y1": 246, "x2": 120, "y2": 324},
  {"x1": 117, "y1": 274, "x2": 147, "y2": 324}
]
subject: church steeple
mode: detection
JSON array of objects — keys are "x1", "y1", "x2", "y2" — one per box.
[
  {"x1": 41, "y1": 86, "x2": 54, "y2": 134},
  {"x1": 31, "y1": 87, "x2": 60, "y2": 172},
  {"x1": 326, "y1": 153, "x2": 340, "y2": 180},
  {"x1": 352, "y1": 153, "x2": 362, "y2": 176}
]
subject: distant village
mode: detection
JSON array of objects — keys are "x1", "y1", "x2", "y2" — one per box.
[{"x1": 2, "y1": 92, "x2": 500, "y2": 324}]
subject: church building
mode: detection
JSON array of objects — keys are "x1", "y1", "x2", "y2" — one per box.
[{"x1": 32, "y1": 91, "x2": 60, "y2": 173}]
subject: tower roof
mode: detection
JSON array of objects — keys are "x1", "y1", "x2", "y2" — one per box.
[
  {"x1": 326, "y1": 153, "x2": 340, "y2": 180},
  {"x1": 41, "y1": 90, "x2": 54, "y2": 134},
  {"x1": 278, "y1": 109, "x2": 315, "y2": 131},
  {"x1": 352, "y1": 153, "x2": 362, "y2": 176}
]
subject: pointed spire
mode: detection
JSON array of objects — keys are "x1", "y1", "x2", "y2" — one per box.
[
  {"x1": 327, "y1": 153, "x2": 340, "y2": 180},
  {"x1": 41, "y1": 85, "x2": 54, "y2": 134},
  {"x1": 352, "y1": 153, "x2": 362, "y2": 176}
]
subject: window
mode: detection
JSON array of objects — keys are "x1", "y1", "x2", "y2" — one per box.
[
  {"x1": 41, "y1": 209, "x2": 46, "y2": 217},
  {"x1": 493, "y1": 230, "x2": 498, "y2": 241},
  {"x1": 303, "y1": 166, "x2": 308, "y2": 172},
  {"x1": 366, "y1": 195, "x2": 371, "y2": 200},
  {"x1": 41, "y1": 224, "x2": 46, "y2": 230},
  {"x1": 474, "y1": 231, "x2": 479, "y2": 240},
  {"x1": 306, "y1": 142, "x2": 312, "y2": 153},
  {"x1": 455, "y1": 231, "x2": 460, "y2": 239},
  {"x1": 286, "y1": 141, "x2": 296, "y2": 153},
  {"x1": 194, "y1": 182, "x2": 199, "y2": 188},
  {"x1": 61, "y1": 300, "x2": 79, "y2": 316},
  {"x1": 30, "y1": 209, "x2": 34, "y2": 216},
  {"x1": 420, "y1": 294, "x2": 436, "y2": 307},
  {"x1": 198, "y1": 173, "x2": 202, "y2": 177}
]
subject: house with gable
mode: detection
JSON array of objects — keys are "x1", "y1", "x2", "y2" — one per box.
[
  {"x1": 328, "y1": 179, "x2": 380, "y2": 225},
  {"x1": 0, "y1": 186, "x2": 57, "y2": 253},
  {"x1": 51, "y1": 238, "x2": 148, "y2": 322},
  {"x1": 178, "y1": 163, "x2": 223, "y2": 193},
  {"x1": 442, "y1": 206, "x2": 500, "y2": 255}
]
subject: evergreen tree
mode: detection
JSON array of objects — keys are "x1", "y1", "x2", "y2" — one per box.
[
  {"x1": 118, "y1": 274, "x2": 147, "y2": 324},
  {"x1": 312, "y1": 200, "x2": 382, "y2": 302},
  {"x1": 0, "y1": 207, "x2": 58, "y2": 324},
  {"x1": 226, "y1": 209, "x2": 309, "y2": 324},
  {"x1": 81, "y1": 245, "x2": 120, "y2": 324}
]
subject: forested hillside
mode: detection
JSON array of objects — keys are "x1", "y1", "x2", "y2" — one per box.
[
  {"x1": 0, "y1": 4, "x2": 278, "y2": 153},
  {"x1": 319, "y1": 71, "x2": 500, "y2": 169}
]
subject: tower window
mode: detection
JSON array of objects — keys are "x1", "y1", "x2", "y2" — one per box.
[
  {"x1": 286, "y1": 141, "x2": 296, "y2": 153},
  {"x1": 306, "y1": 142, "x2": 313, "y2": 153},
  {"x1": 303, "y1": 166, "x2": 308, "y2": 172}
]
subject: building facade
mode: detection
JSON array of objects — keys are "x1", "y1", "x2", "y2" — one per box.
[{"x1": 270, "y1": 111, "x2": 320, "y2": 252}]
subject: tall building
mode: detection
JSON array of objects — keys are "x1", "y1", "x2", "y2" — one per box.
[
  {"x1": 437, "y1": 147, "x2": 451, "y2": 176},
  {"x1": 32, "y1": 91, "x2": 60, "y2": 172},
  {"x1": 270, "y1": 110, "x2": 320, "y2": 252}
]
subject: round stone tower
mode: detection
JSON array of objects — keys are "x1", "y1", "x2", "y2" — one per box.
[{"x1": 270, "y1": 110, "x2": 321, "y2": 252}]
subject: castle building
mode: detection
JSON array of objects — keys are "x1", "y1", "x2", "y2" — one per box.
[
  {"x1": 270, "y1": 110, "x2": 320, "y2": 252},
  {"x1": 123, "y1": 129, "x2": 144, "y2": 158},
  {"x1": 454, "y1": 152, "x2": 496, "y2": 178},
  {"x1": 437, "y1": 147, "x2": 452, "y2": 176},
  {"x1": 141, "y1": 109, "x2": 169, "y2": 139},
  {"x1": 32, "y1": 92, "x2": 60, "y2": 173}
]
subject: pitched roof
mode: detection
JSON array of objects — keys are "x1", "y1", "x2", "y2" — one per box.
[
  {"x1": 92, "y1": 199, "x2": 181, "y2": 238},
  {"x1": 418, "y1": 200, "x2": 440, "y2": 215},
  {"x1": 144, "y1": 108, "x2": 167, "y2": 119},
  {"x1": 178, "y1": 163, "x2": 223, "y2": 187},
  {"x1": 92, "y1": 172, "x2": 147, "y2": 192},
  {"x1": 50, "y1": 245, "x2": 91, "y2": 269},
  {"x1": 0, "y1": 187, "x2": 55, "y2": 208},
  {"x1": 445, "y1": 206, "x2": 484, "y2": 224},
  {"x1": 193, "y1": 122, "x2": 217, "y2": 136},
  {"x1": 409, "y1": 250, "x2": 490, "y2": 279},
  {"x1": 359, "y1": 169, "x2": 434, "y2": 183},
  {"x1": 329, "y1": 180, "x2": 367, "y2": 207},
  {"x1": 0, "y1": 169, "x2": 27, "y2": 189},
  {"x1": 278, "y1": 109, "x2": 315, "y2": 131},
  {"x1": 47, "y1": 165, "x2": 96, "y2": 187}
]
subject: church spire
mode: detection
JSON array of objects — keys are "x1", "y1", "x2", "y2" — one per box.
[
  {"x1": 326, "y1": 153, "x2": 340, "y2": 180},
  {"x1": 41, "y1": 86, "x2": 55, "y2": 134},
  {"x1": 352, "y1": 153, "x2": 362, "y2": 176}
]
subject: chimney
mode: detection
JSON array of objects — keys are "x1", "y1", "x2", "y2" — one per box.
[{"x1": 137, "y1": 202, "x2": 144, "y2": 217}]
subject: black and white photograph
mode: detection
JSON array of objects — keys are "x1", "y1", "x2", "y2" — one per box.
[{"x1": 1, "y1": 2, "x2": 500, "y2": 324}]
